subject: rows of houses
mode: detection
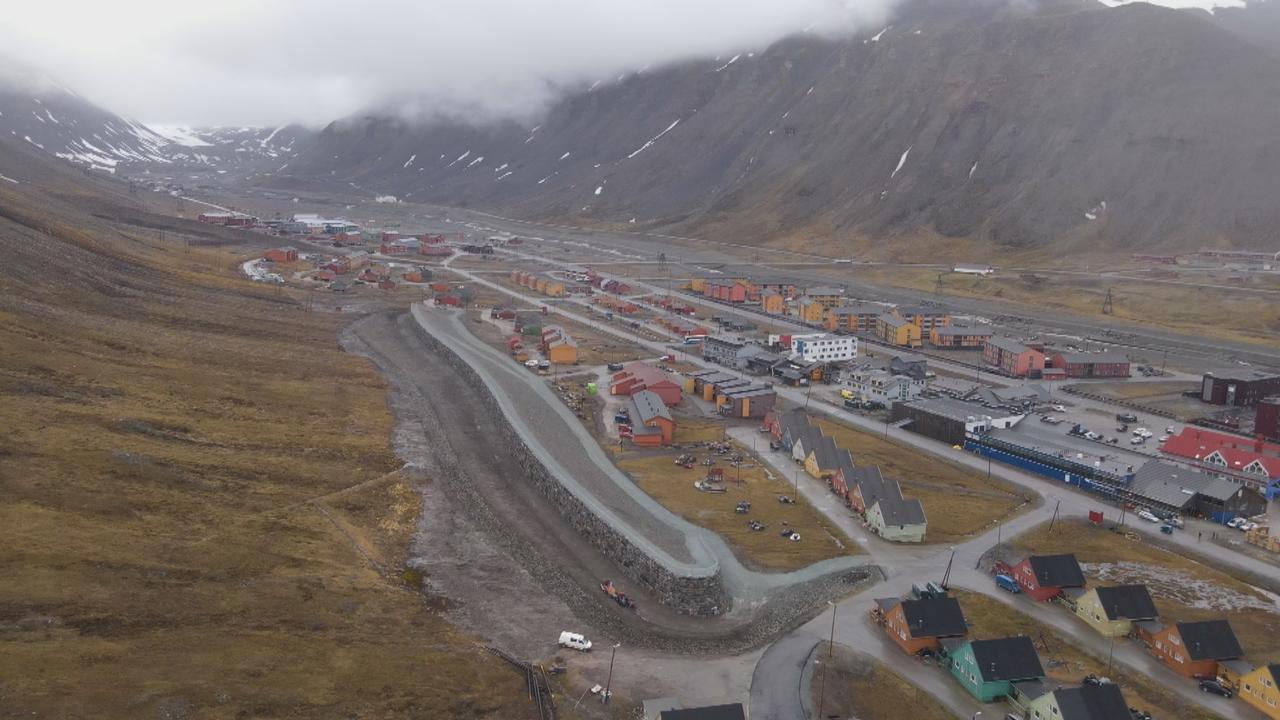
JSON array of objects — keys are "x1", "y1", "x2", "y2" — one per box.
[
  {"x1": 510, "y1": 270, "x2": 567, "y2": 297},
  {"x1": 682, "y1": 370, "x2": 777, "y2": 419},
  {"x1": 764, "y1": 409, "x2": 926, "y2": 542}
]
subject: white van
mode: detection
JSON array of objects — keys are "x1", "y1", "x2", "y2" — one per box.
[{"x1": 558, "y1": 631, "x2": 593, "y2": 652}]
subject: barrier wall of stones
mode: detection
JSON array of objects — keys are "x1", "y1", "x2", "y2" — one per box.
[{"x1": 409, "y1": 317, "x2": 729, "y2": 616}]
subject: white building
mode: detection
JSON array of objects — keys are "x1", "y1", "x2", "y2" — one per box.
[
  {"x1": 846, "y1": 369, "x2": 925, "y2": 406},
  {"x1": 792, "y1": 333, "x2": 858, "y2": 363}
]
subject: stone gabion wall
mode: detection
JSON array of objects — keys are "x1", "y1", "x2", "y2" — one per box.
[{"x1": 410, "y1": 316, "x2": 729, "y2": 616}]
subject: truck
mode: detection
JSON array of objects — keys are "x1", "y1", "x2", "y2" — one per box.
[{"x1": 558, "y1": 631, "x2": 593, "y2": 652}]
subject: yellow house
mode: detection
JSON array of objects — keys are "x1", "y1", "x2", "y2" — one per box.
[
  {"x1": 1241, "y1": 665, "x2": 1280, "y2": 719},
  {"x1": 546, "y1": 337, "x2": 578, "y2": 365},
  {"x1": 762, "y1": 293, "x2": 785, "y2": 315},
  {"x1": 793, "y1": 296, "x2": 825, "y2": 324},
  {"x1": 545, "y1": 281, "x2": 565, "y2": 297},
  {"x1": 876, "y1": 313, "x2": 922, "y2": 348},
  {"x1": 1071, "y1": 585, "x2": 1158, "y2": 638},
  {"x1": 803, "y1": 436, "x2": 843, "y2": 479},
  {"x1": 688, "y1": 277, "x2": 705, "y2": 292}
]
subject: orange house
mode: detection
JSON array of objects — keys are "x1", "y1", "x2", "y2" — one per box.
[
  {"x1": 873, "y1": 596, "x2": 968, "y2": 656},
  {"x1": 263, "y1": 247, "x2": 298, "y2": 263},
  {"x1": 1146, "y1": 620, "x2": 1243, "y2": 679},
  {"x1": 762, "y1": 293, "x2": 785, "y2": 315},
  {"x1": 629, "y1": 390, "x2": 675, "y2": 446}
]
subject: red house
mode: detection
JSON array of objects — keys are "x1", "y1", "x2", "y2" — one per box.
[
  {"x1": 429, "y1": 282, "x2": 450, "y2": 293},
  {"x1": 435, "y1": 295, "x2": 461, "y2": 307},
  {"x1": 263, "y1": 247, "x2": 298, "y2": 263},
  {"x1": 380, "y1": 231, "x2": 400, "y2": 243},
  {"x1": 1146, "y1": 620, "x2": 1243, "y2": 678},
  {"x1": 1002, "y1": 554, "x2": 1085, "y2": 601},
  {"x1": 609, "y1": 363, "x2": 683, "y2": 406},
  {"x1": 1049, "y1": 352, "x2": 1130, "y2": 379},
  {"x1": 420, "y1": 246, "x2": 453, "y2": 257}
]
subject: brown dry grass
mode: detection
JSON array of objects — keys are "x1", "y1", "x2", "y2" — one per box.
[
  {"x1": 0, "y1": 200, "x2": 529, "y2": 717},
  {"x1": 955, "y1": 590, "x2": 1214, "y2": 720},
  {"x1": 825, "y1": 265, "x2": 1280, "y2": 347},
  {"x1": 1009, "y1": 520, "x2": 1280, "y2": 664},
  {"x1": 814, "y1": 645, "x2": 954, "y2": 720},
  {"x1": 813, "y1": 417, "x2": 1033, "y2": 543},
  {"x1": 616, "y1": 444, "x2": 859, "y2": 571}
]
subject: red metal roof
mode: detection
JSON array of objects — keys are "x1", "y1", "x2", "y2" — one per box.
[{"x1": 1160, "y1": 427, "x2": 1280, "y2": 479}]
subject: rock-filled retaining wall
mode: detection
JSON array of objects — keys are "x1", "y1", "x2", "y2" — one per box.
[{"x1": 409, "y1": 314, "x2": 730, "y2": 616}]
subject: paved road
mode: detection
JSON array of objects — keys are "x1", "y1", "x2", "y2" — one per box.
[{"x1": 440, "y1": 250, "x2": 1274, "y2": 720}]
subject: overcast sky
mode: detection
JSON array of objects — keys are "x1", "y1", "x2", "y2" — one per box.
[{"x1": 0, "y1": 0, "x2": 1247, "y2": 128}]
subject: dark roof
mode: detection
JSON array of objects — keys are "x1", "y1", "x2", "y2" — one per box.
[
  {"x1": 900, "y1": 596, "x2": 967, "y2": 638},
  {"x1": 987, "y1": 336, "x2": 1034, "y2": 354},
  {"x1": 811, "y1": 435, "x2": 843, "y2": 469},
  {"x1": 1175, "y1": 620, "x2": 1243, "y2": 661},
  {"x1": 875, "y1": 495, "x2": 927, "y2": 526},
  {"x1": 1026, "y1": 554, "x2": 1085, "y2": 588},
  {"x1": 852, "y1": 466, "x2": 902, "y2": 508},
  {"x1": 660, "y1": 703, "x2": 746, "y2": 720},
  {"x1": 1055, "y1": 352, "x2": 1129, "y2": 365},
  {"x1": 632, "y1": 390, "x2": 672, "y2": 424},
  {"x1": 1093, "y1": 585, "x2": 1157, "y2": 621},
  {"x1": 933, "y1": 325, "x2": 994, "y2": 337},
  {"x1": 969, "y1": 636, "x2": 1045, "y2": 682},
  {"x1": 1054, "y1": 683, "x2": 1132, "y2": 720},
  {"x1": 1129, "y1": 460, "x2": 1241, "y2": 507}
]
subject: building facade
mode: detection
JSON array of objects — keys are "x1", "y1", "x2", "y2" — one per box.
[
  {"x1": 1049, "y1": 352, "x2": 1130, "y2": 379},
  {"x1": 984, "y1": 338, "x2": 1045, "y2": 378},
  {"x1": 792, "y1": 333, "x2": 858, "y2": 363}
]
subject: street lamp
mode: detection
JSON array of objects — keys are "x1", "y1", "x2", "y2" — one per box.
[{"x1": 603, "y1": 642, "x2": 621, "y2": 705}]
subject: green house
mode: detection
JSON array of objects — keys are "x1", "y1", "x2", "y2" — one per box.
[{"x1": 948, "y1": 636, "x2": 1045, "y2": 702}]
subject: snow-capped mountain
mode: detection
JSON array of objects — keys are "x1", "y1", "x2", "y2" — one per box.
[
  {"x1": 147, "y1": 124, "x2": 314, "y2": 171},
  {"x1": 0, "y1": 80, "x2": 174, "y2": 173}
]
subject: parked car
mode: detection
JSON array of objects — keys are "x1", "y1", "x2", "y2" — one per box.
[
  {"x1": 1165, "y1": 516, "x2": 1184, "y2": 528},
  {"x1": 1198, "y1": 679, "x2": 1233, "y2": 698},
  {"x1": 1228, "y1": 517, "x2": 1246, "y2": 529},
  {"x1": 558, "y1": 631, "x2": 593, "y2": 652},
  {"x1": 1166, "y1": 426, "x2": 1177, "y2": 434},
  {"x1": 606, "y1": 362, "x2": 625, "y2": 372},
  {"x1": 1133, "y1": 428, "x2": 1153, "y2": 438},
  {"x1": 1238, "y1": 522, "x2": 1258, "y2": 532},
  {"x1": 1137, "y1": 509, "x2": 1161, "y2": 523},
  {"x1": 994, "y1": 574, "x2": 1021, "y2": 593},
  {"x1": 1116, "y1": 412, "x2": 1138, "y2": 423},
  {"x1": 1052, "y1": 404, "x2": 1067, "y2": 412},
  {"x1": 1041, "y1": 416, "x2": 1063, "y2": 425},
  {"x1": 1085, "y1": 431, "x2": 1102, "y2": 441},
  {"x1": 1130, "y1": 436, "x2": 1146, "y2": 445}
]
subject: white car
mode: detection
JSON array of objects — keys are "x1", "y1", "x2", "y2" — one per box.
[
  {"x1": 558, "y1": 631, "x2": 593, "y2": 652},
  {"x1": 1052, "y1": 404, "x2": 1067, "y2": 412},
  {"x1": 1166, "y1": 426, "x2": 1177, "y2": 434},
  {"x1": 1227, "y1": 517, "x2": 1246, "y2": 529},
  {"x1": 1130, "y1": 436, "x2": 1146, "y2": 445},
  {"x1": 1137, "y1": 510, "x2": 1161, "y2": 523},
  {"x1": 1159, "y1": 435, "x2": 1172, "y2": 443},
  {"x1": 1133, "y1": 428, "x2": 1153, "y2": 438},
  {"x1": 1238, "y1": 522, "x2": 1258, "y2": 532}
]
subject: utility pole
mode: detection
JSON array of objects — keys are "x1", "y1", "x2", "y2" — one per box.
[
  {"x1": 942, "y1": 547, "x2": 956, "y2": 588},
  {"x1": 1101, "y1": 287, "x2": 1114, "y2": 315},
  {"x1": 817, "y1": 600, "x2": 837, "y2": 718},
  {"x1": 603, "y1": 642, "x2": 620, "y2": 705},
  {"x1": 1049, "y1": 499, "x2": 1061, "y2": 531}
]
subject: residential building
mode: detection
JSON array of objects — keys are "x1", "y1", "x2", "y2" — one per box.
[
  {"x1": 792, "y1": 333, "x2": 857, "y2": 363},
  {"x1": 629, "y1": 390, "x2": 675, "y2": 447},
  {"x1": 846, "y1": 369, "x2": 924, "y2": 406},
  {"x1": 263, "y1": 247, "x2": 298, "y2": 263},
  {"x1": 803, "y1": 286, "x2": 846, "y2": 309},
  {"x1": 984, "y1": 338, "x2": 1045, "y2": 378},
  {"x1": 896, "y1": 305, "x2": 952, "y2": 331},
  {"x1": 888, "y1": 353, "x2": 929, "y2": 381},
  {"x1": 718, "y1": 386, "x2": 777, "y2": 419},
  {"x1": 792, "y1": 296, "x2": 826, "y2": 324},
  {"x1": 381, "y1": 237, "x2": 421, "y2": 255},
  {"x1": 824, "y1": 302, "x2": 884, "y2": 333},
  {"x1": 703, "y1": 336, "x2": 768, "y2": 370},
  {"x1": 848, "y1": 467, "x2": 899, "y2": 515},
  {"x1": 867, "y1": 495, "x2": 927, "y2": 542},
  {"x1": 761, "y1": 293, "x2": 785, "y2": 314},
  {"x1": 1006, "y1": 554, "x2": 1085, "y2": 601},
  {"x1": 541, "y1": 327, "x2": 578, "y2": 365},
  {"x1": 873, "y1": 595, "x2": 967, "y2": 655},
  {"x1": 930, "y1": 325, "x2": 994, "y2": 349},
  {"x1": 610, "y1": 363, "x2": 683, "y2": 406},
  {"x1": 803, "y1": 437, "x2": 845, "y2": 479},
  {"x1": 1072, "y1": 585, "x2": 1158, "y2": 637},
  {"x1": 1200, "y1": 371, "x2": 1280, "y2": 407},
  {"x1": 1240, "y1": 664, "x2": 1280, "y2": 719},
  {"x1": 1127, "y1": 460, "x2": 1267, "y2": 524},
  {"x1": 1049, "y1": 352, "x2": 1130, "y2": 379},
  {"x1": 1145, "y1": 620, "x2": 1243, "y2": 678},
  {"x1": 792, "y1": 426, "x2": 826, "y2": 466},
  {"x1": 1026, "y1": 683, "x2": 1132, "y2": 720},
  {"x1": 876, "y1": 314, "x2": 922, "y2": 348},
  {"x1": 764, "y1": 408, "x2": 812, "y2": 451},
  {"x1": 948, "y1": 636, "x2": 1045, "y2": 702}
]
